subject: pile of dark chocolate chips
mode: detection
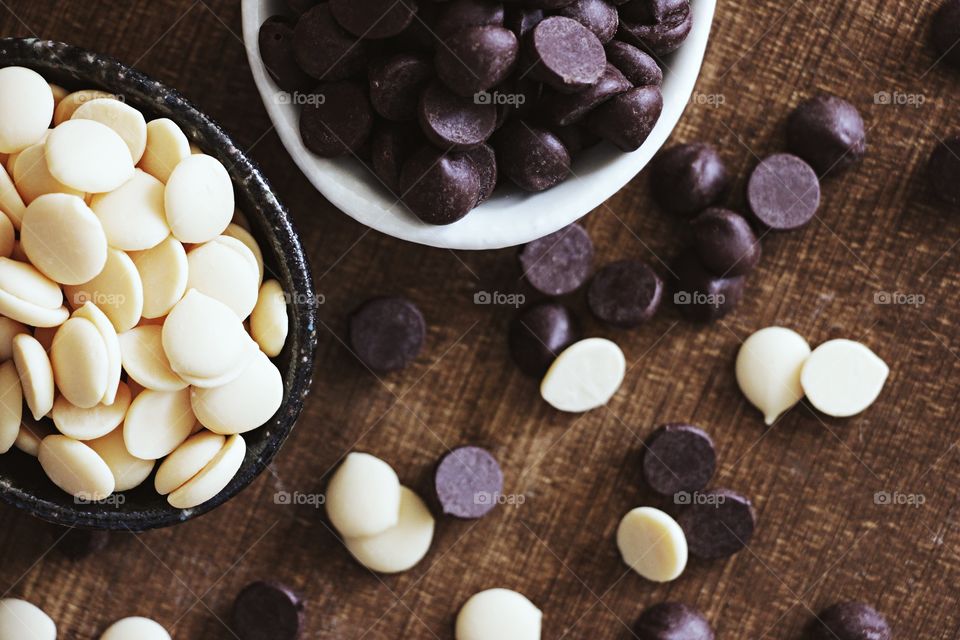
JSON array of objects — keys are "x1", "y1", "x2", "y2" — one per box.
[{"x1": 259, "y1": 0, "x2": 694, "y2": 225}]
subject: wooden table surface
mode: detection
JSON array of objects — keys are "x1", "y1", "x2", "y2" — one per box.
[{"x1": 0, "y1": 0, "x2": 957, "y2": 638}]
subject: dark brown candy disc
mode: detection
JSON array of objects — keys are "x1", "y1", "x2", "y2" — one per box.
[
  {"x1": 928, "y1": 135, "x2": 960, "y2": 205},
  {"x1": 650, "y1": 143, "x2": 729, "y2": 217},
  {"x1": 787, "y1": 94, "x2": 866, "y2": 176},
  {"x1": 231, "y1": 581, "x2": 305, "y2": 640},
  {"x1": 464, "y1": 143, "x2": 498, "y2": 205},
  {"x1": 605, "y1": 40, "x2": 663, "y2": 86},
  {"x1": 806, "y1": 602, "x2": 891, "y2": 640},
  {"x1": 435, "y1": 446, "x2": 504, "y2": 519},
  {"x1": 369, "y1": 53, "x2": 433, "y2": 122},
  {"x1": 329, "y1": 0, "x2": 418, "y2": 39},
  {"x1": 690, "y1": 208, "x2": 761, "y2": 277},
  {"x1": 587, "y1": 259, "x2": 663, "y2": 327},
  {"x1": 435, "y1": 26, "x2": 519, "y2": 98},
  {"x1": 509, "y1": 301, "x2": 578, "y2": 376},
  {"x1": 527, "y1": 16, "x2": 607, "y2": 93},
  {"x1": 642, "y1": 423, "x2": 715, "y2": 497},
  {"x1": 619, "y1": 0, "x2": 688, "y2": 23},
  {"x1": 671, "y1": 250, "x2": 744, "y2": 322},
  {"x1": 418, "y1": 81, "x2": 497, "y2": 150},
  {"x1": 436, "y1": 0, "x2": 506, "y2": 38},
  {"x1": 676, "y1": 488, "x2": 756, "y2": 560},
  {"x1": 618, "y1": 0, "x2": 692, "y2": 56},
  {"x1": 747, "y1": 153, "x2": 820, "y2": 230},
  {"x1": 493, "y1": 120, "x2": 570, "y2": 192},
  {"x1": 518, "y1": 223, "x2": 593, "y2": 296},
  {"x1": 348, "y1": 296, "x2": 426, "y2": 372},
  {"x1": 635, "y1": 602, "x2": 715, "y2": 640},
  {"x1": 259, "y1": 16, "x2": 312, "y2": 92},
  {"x1": 371, "y1": 123, "x2": 422, "y2": 193},
  {"x1": 586, "y1": 85, "x2": 663, "y2": 152},
  {"x1": 543, "y1": 63, "x2": 631, "y2": 127},
  {"x1": 400, "y1": 146, "x2": 481, "y2": 224},
  {"x1": 558, "y1": 0, "x2": 620, "y2": 43},
  {"x1": 293, "y1": 4, "x2": 368, "y2": 81},
  {"x1": 299, "y1": 80, "x2": 373, "y2": 157}
]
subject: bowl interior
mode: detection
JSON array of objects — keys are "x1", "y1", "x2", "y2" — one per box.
[
  {"x1": 0, "y1": 38, "x2": 318, "y2": 530},
  {"x1": 241, "y1": 0, "x2": 717, "y2": 250}
]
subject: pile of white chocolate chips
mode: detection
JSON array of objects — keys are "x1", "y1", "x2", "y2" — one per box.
[{"x1": 0, "y1": 66, "x2": 289, "y2": 510}]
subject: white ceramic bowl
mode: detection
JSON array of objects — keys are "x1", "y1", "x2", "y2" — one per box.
[{"x1": 241, "y1": 0, "x2": 716, "y2": 250}]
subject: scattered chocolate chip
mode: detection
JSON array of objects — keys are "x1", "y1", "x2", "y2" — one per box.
[
  {"x1": 369, "y1": 54, "x2": 433, "y2": 122},
  {"x1": 544, "y1": 63, "x2": 631, "y2": 127},
  {"x1": 618, "y1": 0, "x2": 692, "y2": 56},
  {"x1": 787, "y1": 94, "x2": 866, "y2": 176},
  {"x1": 650, "y1": 143, "x2": 729, "y2": 217},
  {"x1": 527, "y1": 16, "x2": 607, "y2": 93},
  {"x1": 435, "y1": 26, "x2": 519, "y2": 98},
  {"x1": 464, "y1": 144, "x2": 498, "y2": 205},
  {"x1": 518, "y1": 223, "x2": 594, "y2": 296},
  {"x1": 586, "y1": 85, "x2": 663, "y2": 152},
  {"x1": 419, "y1": 81, "x2": 498, "y2": 150},
  {"x1": 635, "y1": 602, "x2": 715, "y2": 640},
  {"x1": 509, "y1": 301, "x2": 579, "y2": 376},
  {"x1": 493, "y1": 120, "x2": 571, "y2": 192},
  {"x1": 57, "y1": 527, "x2": 109, "y2": 560},
  {"x1": 293, "y1": 4, "x2": 368, "y2": 81},
  {"x1": 747, "y1": 153, "x2": 820, "y2": 230},
  {"x1": 932, "y1": 0, "x2": 960, "y2": 69},
  {"x1": 806, "y1": 602, "x2": 891, "y2": 640},
  {"x1": 400, "y1": 146, "x2": 481, "y2": 224},
  {"x1": 232, "y1": 581, "x2": 305, "y2": 640},
  {"x1": 676, "y1": 488, "x2": 756, "y2": 560},
  {"x1": 671, "y1": 250, "x2": 744, "y2": 322},
  {"x1": 348, "y1": 296, "x2": 426, "y2": 372},
  {"x1": 587, "y1": 260, "x2": 663, "y2": 327},
  {"x1": 436, "y1": 0, "x2": 506, "y2": 38},
  {"x1": 642, "y1": 424, "x2": 715, "y2": 496},
  {"x1": 259, "y1": 16, "x2": 313, "y2": 92},
  {"x1": 559, "y1": 0, "x2": 620, "y2": 43},
  {"x1": 690, "y1": 208, "x2": 761, "y2": 277},
  {"x1": 927, "y1": 135, "x2": 960, "y2": 205},
  {"x1": 605, "y1": 40, "x2": 663, "y2": 86},
  {"x1": 435, "y1": 446, "x2": 504, "y2": 518},
  {"x1": 329, "y1": 0, "x2": 418, "y2": 39},
  {"x1": 299, "y1": 80, "x2": 374, "y2": 157},
  {"x1": 371, "y1": 123, "x2": 422, "y2": 193}
]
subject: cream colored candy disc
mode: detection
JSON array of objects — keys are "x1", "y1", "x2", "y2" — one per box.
[
  {"x1": 0, "y1": 598, "x2": 57, "y2": 640},
  {"x1": 12, "y1": 334, "x2": 54, "y2": 420},
  {"x1": 52, "y1": 381, "x2": 131, "y2": 441},
  {"x1": 174, "y1": 340, "x2": 258, "y2": 389},
  {"x1": 186, "y1": 236, "x2": 259, "y2": 319},
  {"x1": 167, "y1": 433, "x2": 246, "y2": 509},
  {"x1": 0, "y1": 286, "x2": 68, "y2": 327},
  {"x1": 191, "y1": 350, "x2": 282, "y2": 435},
  {"x1": 119, "y1": 325, "x2": 187, "y2": 391},
  {"x1": 53, "y1": 90, "x2": 116, "y2": 125},
  {"x1": 123, "y1": 388, "x2": 195, "y2": 460},
  {"x1": 87, "y1": 425, "x2": 155, "y2": 492},
  {"x1": 100, "y1": 616, "x2": 171, "y2": 640},
  {"x1": 540, "y1": 338, "x2": 626, "y2": 413},
  {"x1": 344, "y1": 486, "x2": 435, "y2": 574},
  {"x1": 11, "y1": 140, "x2": 84, "y2": 204},
  {"x1": 161, "y1": 289, "x2": 252, "y2": 381},
  {"x1": 616, "y1": 507, "x2": 688, "y2": 583},
  {"x1": 129, "y1": 236, "x2": 188, "y2": 319},
  {"x1": 0, "y1": 316, "x2": 27, "y2": 360},
  {"x1": 0, "y1": 256, "x2": 63, "y2": 309},
  {"x1": 73, "y1": 301, "x2": 122, "y2": 405},
  {"x1": 0, "y1": 359, "x2": 22, "y2": 453},
  {"x1": 64, "y1": 248, "x2": 144, "y2": 332},
  {"x1": 89, "y1": 169, "x2": 169, "y2": 251},
  {"x1": 14, "y1": 417, "x2": 53, "y2": 456},
  {"x1": 21, "y1": 193, "x2": 108, "y2": 285},
  {"x1": 326, "y1": 452, "x2": 401, "y2": 538},
  {"x1": 139, "y1": 118, "x2": 191, "y2": 184},
  {"x1": 455, "y1": 589, "x2": 542, "y2": 640},
  {"x1": 72, "y1": 98, "x2": 148, "y2": 164},
  {"x1": 154, "y1": 430, "x2": 225, "y2": 495},
  {"x1": 0, "y1": 66, "x2": 54, "y2": 153},
  {"x1": 0, "y1": 162, "x2": 25, "y2": 228},
  {"x1": 51, "y1": 317, "x2": 109, "y2": 409},
  {"x1": 38, "y1": 434, "x2": 116, "y2": 500},
  {"x1": 164, "y1": 154, "x2": 234, "y2": 243},
  {"x1": 223, "y1": 223, "x2": 264, "y2": 284},
  {"x1": 251, "y1": 279, "x2": 288, "y2": 358},
  {"x1": 735, "y1": 326, "x2": 812, "y2": 425},
  {"x1": 46, "y1": 119, "x2": 135, "y2": 193},
  {"x1": 800, "y1": 339, "x2": 890, "y2": 418}
]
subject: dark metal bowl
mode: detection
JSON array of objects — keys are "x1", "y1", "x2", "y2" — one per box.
[{"x1": 0, "y1": 38, "x2": 318, "y2": 530}]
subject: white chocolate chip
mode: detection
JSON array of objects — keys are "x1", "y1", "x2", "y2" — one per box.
[
  {"x1": 53, "y1": 90, "x2": 117, "y2": 126},
  {"x1": 0, "y1": 67, "x2": 54, "y2": 153},
  {"x1": 616, "y1": 507, "x2": 688, "y2": 582},
  {"x1": 52, "y1": 381, "x2": 131, "y2": 441},
  {"x1": 326, "y1": 452, "x2": 401, "y2": 538},
  {"x1": 735, "y1": 326, "x2": 812, "y2": 425},
  {"x1": 191, "y1": 349, "x2": 282, "y2": 435},
  {"x1": 223, "y1": 223, "x2": 264, "y2": 285},
  {"x1": 0, "y1": 286, "x2": 68, "y2": 327},
  {"x1": 12, "y1": 333, "x2": 54, "y2": 420},
  {"x1": 72, "y1": 301, "x2": 122, "y2": 405},
  {"x1": 0, "y1": 256, "x2": 63, "y2": 309},
  {"x1": 46, "y1": 119, "x2": 135, "y2": 193},
  {"x1": 161, "y1": 289, "x2": 252, "y2": 382},
  {"x1": 38, "y1": 434, "x2": 115, "y2": 500},
  {"x1": 0, "y1": 598, "x2": 56, "y2": 640},
  {"x1": 123, "y1": 388, "x2": 195, "y2": 460},
  {"x1": 51, "y1": 317, "x2": 109, "y2": 409},
  {"x1": 800, "y1": 339, "x2": 889, "y2": 418},
  {"x1": 139, "y1": 118, "x2": 191, "y2": 184},
  {"x1": 167, "y1": 433, "x2": 245, "y2": 509},
  {"x1": 119, "y1": 325, "x2": 188, "y2": 392},
  {"x1": 100, "y1": 616, "x2": 171, "y2": 640},
  {"x1": 250, "y1": 279, "x2": 288, "y2": 358},
  {"x1": 89, "y1": 169, "x2": 169, "y2": 251},
  {"x1": 12, "y1": 140, "x2": 84, "y2": 205},
  {"x1": 129, "y1": 236, "x2": 188, "y2": 319},
  {"x1": 164, "y1": 154, "x2": 234, "y2": 243},
  {"x1": 87, "y1": 425, "x2": 155, "y2": 492},
  {"x1": 64, "y1": 248, "x2": 144, "y2": 332},
  {"x1": 0, "y1": 360, "x2": 22, "y2": 453},
  {"x1": 21, "y1": 193, "x2": 108, "y2": 285},
  {"x1": 186, "y1": 236, "x2": 259, "y2": 319},
  {"x1": 0, "y1": 316, "x2": 27, "y2": 360},
  {"x1": 0, "y1": 162, "x2": 25, "y2": 228},
  {"x1": 455, "y1": 589, "x2": 542, "y2": 640},
  {"x1": 72, "y1": 98, "x2": 148, "y2": 164},
  {"x1": 540, "y1": 337, "x2": 626, "y2": 412},
  {"x1": 344, "y1": 486, "x2": 435, "y2": 574},
  {"x1": 154, "y1": 430, "x2": 226, "y2": 495}
]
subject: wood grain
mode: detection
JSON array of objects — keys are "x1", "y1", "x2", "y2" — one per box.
[{"x1": 0, "y1": 0, "x2": 958, "y2": 637}]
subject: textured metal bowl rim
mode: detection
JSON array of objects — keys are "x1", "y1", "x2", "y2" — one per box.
[{"x1": 0, "y1": 37, "x2": 318, "y2": 530}]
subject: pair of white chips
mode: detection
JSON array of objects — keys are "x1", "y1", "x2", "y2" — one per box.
[{"x1": 0, "y1": 598, "x2": 168, "y2": 640}]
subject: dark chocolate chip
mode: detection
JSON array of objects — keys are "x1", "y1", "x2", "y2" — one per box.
[
  {"x1": 605, "y1": 40, "x2": 663, "y2": 86},
  {"x1": 642, "y1": 423, "x2": 715, "y2": 496},
  {"x1": 348, "y1": 296, "x2": 426, "y2": 372},
  {"x1": 618, "y1": 1, "x2": 692, "y2": 56},
  {"x1": 676, "y1": 488, "x2": 756, "y2": 560},
  {"x1": 587, "y1": 259, "x2": 663, "y2": 327},
  {"x1": 650, "y1": 143, "x2": 729, "y2": 217},
  {"x1": 232, "y1": 581, "x2": 305, "y2": 640},
  {"x1": 464, "y1": 143, "x2": 498, "y2": 205},
  {"x1": 329, "y1": 0, "x2": 418, "y2": 39},
  {"x1": 619, "y1": 0, "x2": 688, "y2": 23},
  {"x1": 558, "y1": 0, "x2": 620, "y2": 43},
  {"x1": 400, "y1": 146, "x2": 481, "y2": 224},
  {"x1": 259, "y1": 16, "x2": 313, "y2": 92},
  {"x1": 635, "y1": 602, "x2": 715, "y2": 640},
  {"x1": 543, "y1": 63, "x2": 631, "y2": 127},
  {"x1": 293, "y1": 4, "x2": 368, "y2": 81},
  {"x1": 504, "y1": 7, "x2": 545, "y2": 39},
  {"x1": 690, "y1": 208, "x2": 761, "y2": 277},
  {"x1": 435, "y1": 446, "x2": 504, "y2": 518},
  {"x1": 585, "y1": 85, "x2": 663, "y2": 151},
  {"x1": 518, "y1": 223, "x2": 593, "y2": 296},
  {"x1": 436, "y1": 0, "x2": 505, "y2": 38},
  {"x1": 554, "y1": 123, "x2": 600, "y2": 155},
  {"x1": 671, "y1": 250, "x2": 744, "y2": 322},
  {"x1": 299, "y1": 80, "x2": 373, "y2": 157},
  {"x1": 806, "y1": 602, "x2": 891, "y2": 640},
  {"x1": 57, "y1": 528, "x2": 109, "y2": 560},
  {"x1": 508, "y1": 301, "x2": 579, "y2": 376},
  {"x1": 418, "y1": 81, "x2": 498, "y2": 150},
  {"x1": 932, "y1": 0, "x2": 960, "y2": 69},
  {"x1": 369, "y1": 53, "x2": 433, "y2": 122},
  {"x1": 493, "y1": 120, "x2": 571, "y2": 192},
  {"x1": 787, "y1": 94, "x2": 866, "y2": 176},
  {"x1": 371, "y1": 123, "x2": 422, "y2": 193},
  {"x1": 747, "y1": 153, "x2": 820, "y2": 230},
  {"x1": 527, "y1": 16, "x2": 607, "y2": 93},
  {"x1": 927, "y1": 135, "x2": 960, "y2": 205},
  {"x1": 436, "y1": 26, "x2": 519, "y2": 97}
]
